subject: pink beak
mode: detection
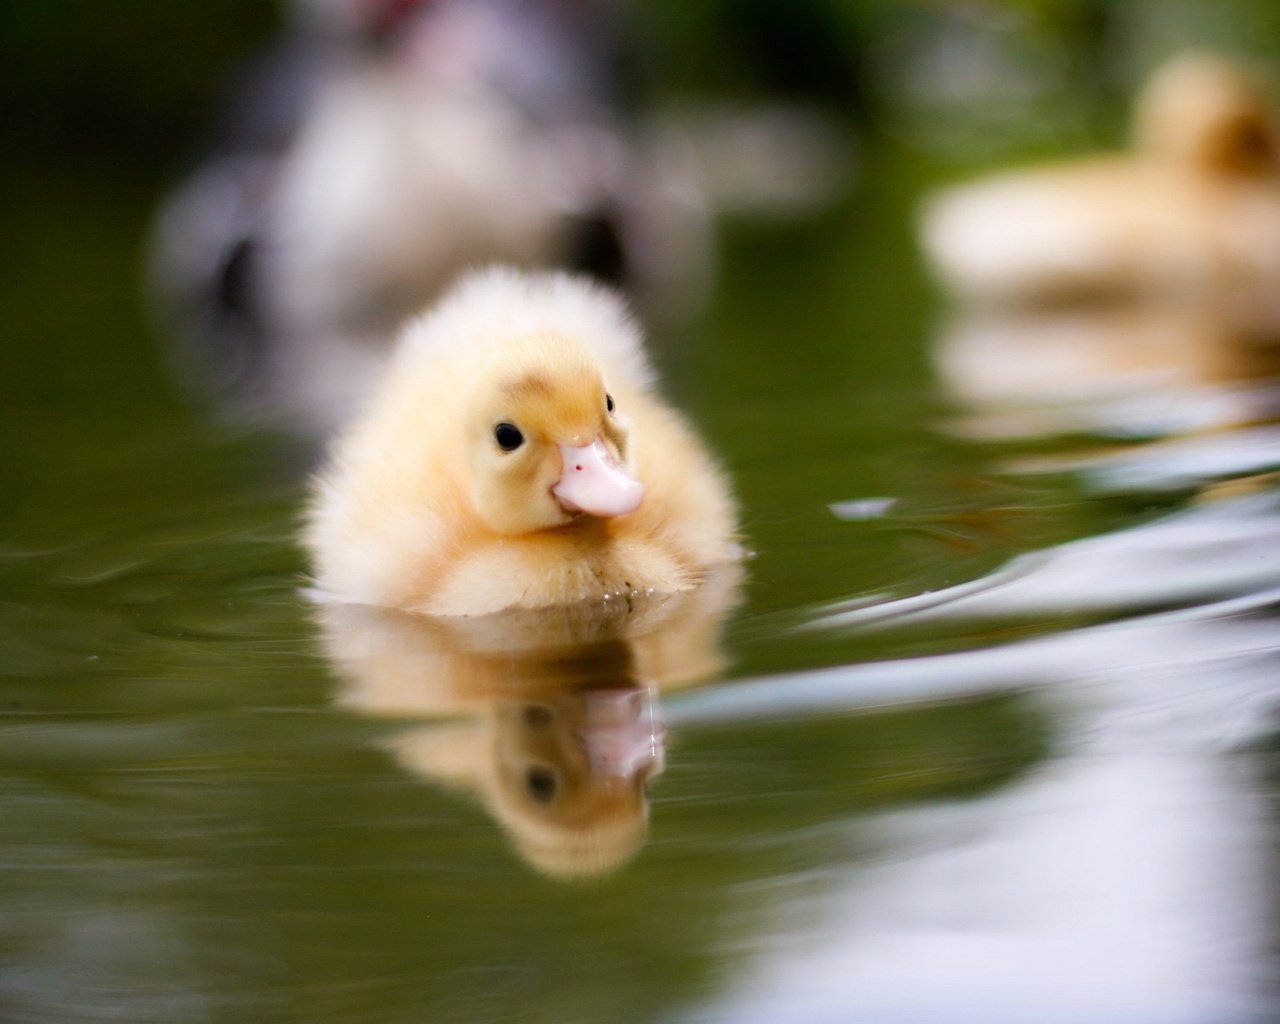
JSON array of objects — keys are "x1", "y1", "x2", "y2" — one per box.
[
  {"x1": 579, "y1": 688, "x2": 666, "y2": 779},
  {"x1": 553, "y1": 440, "x2": 643, "y2": 518}
]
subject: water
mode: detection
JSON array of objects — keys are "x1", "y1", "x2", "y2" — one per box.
[{"x1": 4, "y1": 92, "x2": 1280, "y2": 1024}]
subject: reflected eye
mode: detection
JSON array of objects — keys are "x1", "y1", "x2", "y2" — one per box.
[
  {"x1": 605, "y1": 393, "x2": 615, "y2": 413},
  {"x1": 526, "y1": 767, "x2": 557, "y2": 803},
  {"x1": 522, "y1": 704, "x2": 553, "y2": 728},
  {"x1": 494, "y1": 422, "x2": 524, "y2": 451}
]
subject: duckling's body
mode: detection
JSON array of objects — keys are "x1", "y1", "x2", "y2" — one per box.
[
  {"x1": 306, "y1": 268, "x2": 738, "y2": 616},
  {"x1": 921, "y1": 53, "x2": 1280, "y2": 307},
  {"x1": 924, "y1": 158, "x2": 1280, "y2": 303}
]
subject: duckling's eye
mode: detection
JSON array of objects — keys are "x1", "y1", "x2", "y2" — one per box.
[
  {"x1": 526, "y1": 767, "x2": 557, "y2": 803},
  {"x1": 494, "y1": 422, "x2": 524, "y2": 452},
  {"x1": 605, "y1": 393, "x2": 615, "y2": 413}
]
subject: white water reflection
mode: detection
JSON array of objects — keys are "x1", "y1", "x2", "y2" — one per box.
[
  {"x1": 695, "y1": 745, "x2": 1271, "y2": 1024},
  {"x1": 809, "y1": 490, "x2": 1280, "y2": 627},
  {"x1": 669, "y1": 487, "x2": 1279, "y2": 1023},
  {"x1": 1076, "y1": 425, "x2": 1280, "y2": 494}
]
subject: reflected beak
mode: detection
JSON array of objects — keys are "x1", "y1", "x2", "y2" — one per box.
[
  {"x1": 580, "y1": 688, "x2": 666, "y2": 779},
  {"x1": 553, "y1": 439, "x2": 643, "y2": 518}
]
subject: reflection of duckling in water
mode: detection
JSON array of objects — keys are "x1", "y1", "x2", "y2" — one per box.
[
  {"x1": 305, "y1": 267, "x2": 739, "y2": 617},
  {"x1": 936, "y1": 301, "x2": 1280, "y2": 419},
  {"x1": 390, "y1": 642, "x2": 662, "y2": 880},
  {"x1": 318, "y1": 566, "x2": 741, "y2": 877},
  {"x1": 921, "y1": 53, "x2": 1280, "y2": 312}
]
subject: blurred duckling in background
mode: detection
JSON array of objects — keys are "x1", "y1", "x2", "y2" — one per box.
[
  {"x1": 318, "y1": 568, "x2": 741, "y2": 877},
  {"x1": 305, "y1": 267, "x2": 739, "y2": 617},
  {"x1": 921, "y1": 53, "x2": 1280, "y2": 314},
  {"x1": 151, "y1": 0, "x2": 711, "y2": 434}
]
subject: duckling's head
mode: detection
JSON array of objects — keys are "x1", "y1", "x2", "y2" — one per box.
[
  {"x1": 487, "y1": 684, "x2": 662, "y2": 879},
  {"x1": 465, "y1": 331, "x2": 643, "y2": 535},
  {"x1": 1134, "y1": 52, "x2": 1279, "y2": 177}
]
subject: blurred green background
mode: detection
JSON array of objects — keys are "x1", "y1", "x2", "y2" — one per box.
[{"x1": 2, "y1": 4, "x2": 1279, "y2": 1021}]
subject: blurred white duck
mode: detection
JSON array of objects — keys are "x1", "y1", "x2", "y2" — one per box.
[
  {"x1": 921, "y1": 53, "x2": 1280, "y2": 312},
  {"x1": 151, "y1": 0, "x2": 710, "y2": 433},
  {"x1": 305, "y1": 267, "x2": 739, "y2": 616}
]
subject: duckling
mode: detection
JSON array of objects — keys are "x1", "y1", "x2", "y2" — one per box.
[
  {"x1": 920, "y1": 53, "x2": 1280, "y2": 309},
  {"x1": 305, "y1": 267, "x2": 739, "y2": 617}
]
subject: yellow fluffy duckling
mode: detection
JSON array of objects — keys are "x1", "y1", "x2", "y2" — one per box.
[
  {"x1": 920, "y1": 53, "x2": 1280, "y2": 307},
  {"x1": 305, "y1": 267, "x2": 739, "y2": 616}
]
